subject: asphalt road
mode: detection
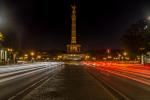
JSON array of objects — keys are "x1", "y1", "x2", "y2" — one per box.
[
  {"x1": 1, "y1": 62, "x2": 149, "y2": 100},
  {"x1": 86, "y1": 65, "x2": 150, "y2": 100},
  {"x1": 23, "y1": 63, "x2": 115, "y2": 100},
  {"x1": 0, "y1": 62, "x2": 63, "y2": 100}
]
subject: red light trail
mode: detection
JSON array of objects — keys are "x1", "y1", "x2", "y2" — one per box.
[{"x1": 82, "y1": 61, "x2": 150, "y2": 86}]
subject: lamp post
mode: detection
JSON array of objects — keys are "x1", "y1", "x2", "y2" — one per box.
[
  {"x1": 24, "y1": 54, "x2": 28, "y2": 61},
  {"x1": 30, "y1": 52, "x2": 35, "y2": 62},
  {"x1": 123, "y1": 52, "x2": 127, "y2": 56},
  {"x1": 139, "y1": 48, "x2": 145, "y2": 64},
  {"x1": 123, "y1": 52, "x2": 128, "y2": 61},
  {"x1": 0, "y1": 32, "x2": 4, "y2": 45},
  {"x1": 7, "y1": 48, "x2": 13, "y2": 64},
  {"x1": 37, "y1": 55, "x2": 41, "y2": 61},
  {"x1": 118, "y1": 54, "x2": 121, "y2": 61},
  {"x1": 106, "y1": 49, "x2": 111, "y2": 61}
]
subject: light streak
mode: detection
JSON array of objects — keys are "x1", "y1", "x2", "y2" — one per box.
[
  {"x1": 82, "y1": 61, "x2": 150, "y2": 86},
  {"x1": 0, "y1": 62, "x2": 64, "y2": 83}
]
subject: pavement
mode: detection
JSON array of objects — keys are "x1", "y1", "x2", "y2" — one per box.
[{"x1": 23, "y1": 64, "x2": 115, "y2": 100}]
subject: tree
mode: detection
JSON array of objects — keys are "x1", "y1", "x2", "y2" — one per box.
[
  {"x1": 0, "y1": 32, "x2": 4, "y2": 47},
  {"x1": 2, "y1": 32, "x2": 19, "y2": 50},
  {"x1": 122, "y1": 19, "x2": 149, "y2": 59}
]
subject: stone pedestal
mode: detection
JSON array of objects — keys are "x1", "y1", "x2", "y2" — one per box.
[{"x1": 67, "y1": 44, "x2": 81, "y2": 53}]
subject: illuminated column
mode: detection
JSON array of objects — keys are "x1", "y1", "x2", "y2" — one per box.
[
  {"x1": 66, "y1": 4, "x2": 81, "y2": 54},
  {"x1": 71, "y1": 5, "x2": 77, "y2": 44}
]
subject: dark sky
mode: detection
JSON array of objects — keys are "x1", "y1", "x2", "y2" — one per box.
[{"x1": 0, "y1": 0, "x2": 150, "y2": 51}]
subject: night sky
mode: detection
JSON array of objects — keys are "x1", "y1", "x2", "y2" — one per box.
[{"x1": 0, "y1": 0, "x2": 150, "y2": 51}]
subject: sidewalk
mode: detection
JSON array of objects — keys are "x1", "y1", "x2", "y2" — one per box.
[{"x1": 23, "y1": 64, "x2": 115, "y2": 100}]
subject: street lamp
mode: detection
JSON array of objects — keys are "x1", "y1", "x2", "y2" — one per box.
[
  {"x1": 0, "y1": 32, "x2": 4, "y2": 48},
  {"x1": 30, "y1": 52, "x2": 34, "y2": 56},
  {"x1": 123, "y1": 52, "x2": 127, "y2": 56},
  {"x1": 24, "y1": 54, "x2": 28, "y2": 57},
  {"x1": 118, "y1": 54, "x2": 121, "y2": 60},
  {"x1": 7, "y1": 48, "x2": 13, "y2": 63},
  {"x1": 148, "y1": 16, "x2": 150, "y2": 20},
  {"x1": 8, "y1": 48, "x2": 13, "y2": 52},
  {"x1": 0, "y1": 32, "x2": 4, "y2": 42},
  {"x1": 139, "y1": 48, "x2": 145, "y2": 64},
  {"x1": 85, "y1": 55, "x2": 90, "y2": 60},
  {"x1": 107, "y1": 49, "x2": 110, "y2": 54},
  {"x1": 24, "y1": 54, "x2": 28, "y2": 61},
  {"x1": 37, "y1": 55, "x2": 41, "y2": 61},
  {"x1": 30, "y1": 52, "x2": 35, "y2": 62},
  {"x1": 122, "y1": 52, "x2": 128, "y2": 61}
]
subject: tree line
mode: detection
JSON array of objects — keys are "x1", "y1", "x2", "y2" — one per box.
[{"x1": 122, "y1": 19, "x2": 150, "y2": 59}]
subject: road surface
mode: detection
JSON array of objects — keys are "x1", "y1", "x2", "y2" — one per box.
[
  {"x1": 83, "y1": 61, "x2": 150, "y2": 100},
  {"x1": 0, "y1": 62, "x2": 63, "y2": 100},
  {"x1": 23, "y1": 62, "x2": 115, "y2": 100},
  {"x1": 0, "y1": 61, "x2": 149, "y2": 100}
]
